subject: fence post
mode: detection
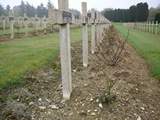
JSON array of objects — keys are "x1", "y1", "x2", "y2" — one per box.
[{"x1": 81, "y1": 2, "x2": 88, "y2": 67}]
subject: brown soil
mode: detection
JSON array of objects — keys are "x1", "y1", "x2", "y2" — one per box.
[{"x1": 0, "y1": 27, "x2": 160, "y2": 120}]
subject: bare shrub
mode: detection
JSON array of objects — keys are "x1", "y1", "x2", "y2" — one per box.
[
  {"x1": 96, "y1": 25, "x2": 129, "y2": 66},
  {"x1": 95, "y1": 25, "x2": 129, "y2": 105}
]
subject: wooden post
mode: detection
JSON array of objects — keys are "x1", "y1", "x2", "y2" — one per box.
[
  {"x1": 81, "y1": 2, "x2": 88, "y2": 67},
  {"x1": 58, "y1": 0, "x2": 72, "y2": 100},
  {"x1": 91, "y1": 9, "x2": 96, "y2": 54}
]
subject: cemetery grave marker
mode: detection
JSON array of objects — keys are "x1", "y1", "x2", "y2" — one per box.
[
  {"x1": 91, "y1": 9, "x2": 96, "y2": 54},
  {"x1": 9, "y1": 16, "x2": 14, "y2": 39},
  {"x1": 58, "y1": 0, "x2": 72, "y2": 100},
  {"x1": 24, "y1": 14, "x2": 29, "y2": 36},
  {"x1": 81, "y1": 2, "x2": 88, "y2": 67},
  {"x1": 2, "y1": 16, "x2": 6, "y2": 31}
]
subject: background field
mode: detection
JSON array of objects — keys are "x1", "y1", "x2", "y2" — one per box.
[
  {"x1": 0, "y1": 28, "x2": 81, "y2": 89},
  {"x1": 114, "y1": 23, "x2": 160, "y2": 79}
]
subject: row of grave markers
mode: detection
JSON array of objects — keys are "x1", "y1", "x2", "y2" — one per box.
[
  {"x1": 0, "y1": 0, "x2": 111, "y2": 100},
  {"x1": 0, "y1": 12, "x2": 85, "y2": 39},
  {"x1": 0, "y1": 14, "x2": 49, "y2": 39},
  {"x1": 56, "y1": 0, "x2": 111, "y2": 100},
  {"x1": 124, "y1": 21, "x2": 160, "y2": 34}
]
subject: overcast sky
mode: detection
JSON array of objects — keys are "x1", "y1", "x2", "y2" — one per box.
[{"x1": 1, "y1": 0, "x2": 160, "y2": 11}]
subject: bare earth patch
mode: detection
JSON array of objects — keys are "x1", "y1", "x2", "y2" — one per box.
[{"x1": 0, "y1": 28, "x2": 160, "y2": 120}]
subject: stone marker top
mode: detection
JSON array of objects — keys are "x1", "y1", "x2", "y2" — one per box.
[
  {"x1": 23, "y1": 13, "x2": 28, "y2": 21},
  {"x1": 43, "y1": 16, "x2": 47, "y2": 22},
  {"x1": 9, "y1": 16, "x2": 14, "y2": 21},
  {"x1": 91, "y1": 9, "x2": 96, "y2": 23},
  {"x1": 58, "y1": 0, "x2": 69, "y2": 10},
  {"x1": 1, "y1": 16, "x2": 6, "y2": 20},
  {"x1": 81, "y1": 2, "x2": 88, "y2": 24},
  {"x1": 56, "y1": 0, "x2": 72, "y2": 25},
  {"x1": 82, "y1": 2, "x2": 87, "y2": 16},
  {"x1": 34, "y1": 15, "x2": 39, "y2": 21}
]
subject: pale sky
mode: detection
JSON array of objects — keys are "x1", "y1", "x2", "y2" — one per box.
[{"x1": 1, "y1": 0, "x2": 160, "y2": 11}]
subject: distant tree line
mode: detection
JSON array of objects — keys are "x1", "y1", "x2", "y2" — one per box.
[
  {"x1": 0, "y1": 0, "x2": 50, "y2": 17},
  {"x1": 102, "y1": 2, "x2": 149, "y2": 22},
  {"x1": 0, "y1": 0, "x2": 81, "y2": 18}
]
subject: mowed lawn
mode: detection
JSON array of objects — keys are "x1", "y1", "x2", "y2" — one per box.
[
  {"x1": 114, "y1": 23, "x2": 160, "y2": 79},
  {"x1": 0, "y1": 28, "x2": 81, "y2": 89},
  {"x1": 0, "y1": 27, "x2": 36, "y2": 36}
]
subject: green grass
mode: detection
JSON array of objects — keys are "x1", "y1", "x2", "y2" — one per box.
[
  {"x1": 0, "y1": 27, "x2": 81, "y2": 89},
  {"x1": 0, "y1": 27, "x2": 36, "y2": 36},
  {"x1": 114, "y1": 23, "x2": 160, "y2": 79}
]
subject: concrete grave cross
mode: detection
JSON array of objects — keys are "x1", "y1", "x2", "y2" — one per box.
[
  {"x1": 43, "y1": 16, "x2": 47, "y2": 34},
  {"x1": 9, "y1": 14, "x2": 15, "y2": 39},
  {"x1": 155, "y1": 21, "x2": 158, "y2": 34},
  {"x1": 57, "y1": 0, "x2": 72, "y2": 100},
  {"x1": 34, "y1": 15, "x2": 40, "y2": 33},
  {"x1": 24, "y1": 13, "x2": 29, "y2": 36},
  {"x1": 81, "y1": 2, "x2": 88, "y2": 24},
  {"x1": 91, "y1": 9, "x2": 96, "y2": 54},
  {"x1": 81, "y1": 2, "x2": 88, "y2": 67},
  {"x1": 2, "y1": 16, "x2": 6, "y2": 31}
]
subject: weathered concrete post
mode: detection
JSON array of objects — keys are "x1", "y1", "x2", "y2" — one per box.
[
  {"x1": 141, "y1": 23, "x2": 143, "y2": 31},
  {"x1": 152, "y1": 21, "x2": 154, "y2": 34},
  {"x1": 24, "y1": 14, "x2": 28, "y2": 36},
  {"x1": 81, "y1": 2, "x2": 88, "y2": 67},
  {"x1": 95, "y1": 12, "x2": 100, "y2": 46},
  {"x1": 145, "y1": 22, "x2": 147, "y2": 32},
  {"x1": 2, "y1": 17, "x2": 6, "y2": 31},
  {"x1": 58, "y1": 0, "x2": 72, "y2": 100},
  {"x1": 147, "y1": 21, "x2": 149, "y2": 32},
  {"x1": 100, "y1": 15, "x2": 103, "y2": 43},
  {"x1": 43, "y1": 16, "x2": 47, "y2": 34},
  {"x1": 9, "y1": 16, "x2": 14, "y2": 39},
  {"x1": 158, "y1": 23, "x2": 160, "y2": 34},
  {"x1": 35, "y1": 15, "x2": 39, "y2": 34},
  {"x1": 155, "y1": 21, "x2": 158, "y2": 34},
  {"x1": 91, "y1": 9, "x2": 96, "y2": 54},
  {"x1": 143, "y1": 23, "x2": 145, "y2": 32},
  {"x1": 149, "y1": 21, "x2": 151, "y2": 33}
]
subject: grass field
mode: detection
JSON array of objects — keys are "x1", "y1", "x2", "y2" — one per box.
[
  {"x1": 0, "y1": 27, "x2": 36, "y2": 36},
  {"x1": 0, "y1": 27, "x2": 81, "y2": 89},
  {"x1": 114, "y1": 23, "x2": 160, "y2": 79}
]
